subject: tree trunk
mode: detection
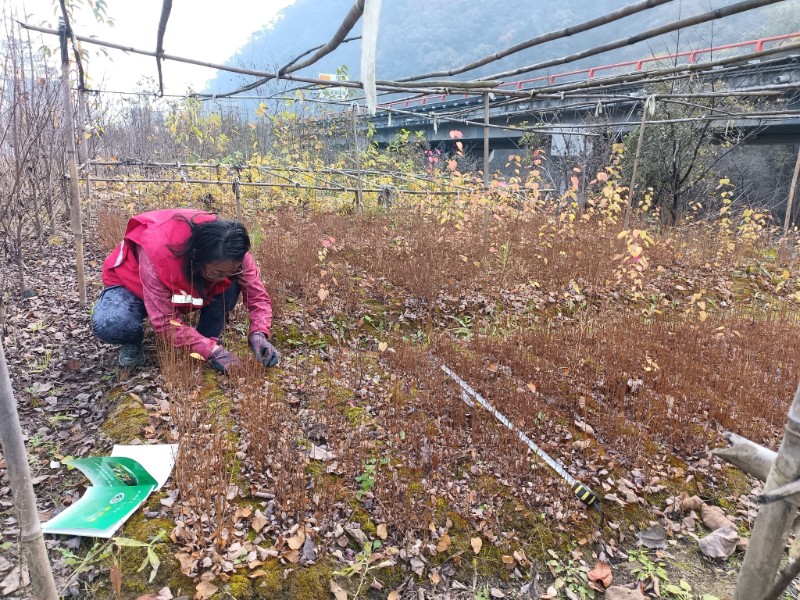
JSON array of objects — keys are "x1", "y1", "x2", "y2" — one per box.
[
  {"x1": 59, "y1": 21, "x2": 86, "y2": 305},
  {"x1": 735, "y1": 381, "x2": 800, "y2": 599},
  {"x1": 0, "y1": 340, "x2": 59, "y2": 600}
]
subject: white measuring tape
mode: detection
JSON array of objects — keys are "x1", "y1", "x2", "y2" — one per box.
[{"x1": 441, "y1": 364, "x2": 600, "y2": 510}]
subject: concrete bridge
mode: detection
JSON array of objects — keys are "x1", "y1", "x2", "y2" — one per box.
[{"x1": 366, "y1": 34, "x2": 800, "y2": 158}]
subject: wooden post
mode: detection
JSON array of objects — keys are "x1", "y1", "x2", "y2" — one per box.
[
  {"x1": 783, "y1": 145, "x2": 800, "y2": 236},
  {"x1": 352, "y1": 105, "x2": 363, "y2": 213},
  {"x1": 233, "y1": 174, "x2": 243, "y2": 222},
  {"x1": 735, "y1": 381, "x2": 800, "y2": 599},
  {"x1": 625, "y1": 96, "x2": 651, "y2": 229},
  {"x1": 483, "y1": 93, "x2": 490, "y2": 250},
  {"x1": 76, "y1": 90, "x2": 92, "y2": 227},
  {"x1": 59, "y1": 20, "x2": 86, "y2": 305},
  {"x1": 0, "y1": 340, "x2": 59, "y2": 600}
]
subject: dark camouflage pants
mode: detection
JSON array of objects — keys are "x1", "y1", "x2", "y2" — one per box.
[{"x1": 92, "y1": 283, "x2": 240, "y2": 345}]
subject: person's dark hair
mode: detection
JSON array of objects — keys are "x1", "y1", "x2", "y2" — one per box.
[{"x1": 170, "y1": 215, "x2": 250, "y2": 294}]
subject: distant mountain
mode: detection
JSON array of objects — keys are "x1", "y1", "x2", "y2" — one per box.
[{"x1": 204, "y1": 0, "x2": 800, "y2": 99}]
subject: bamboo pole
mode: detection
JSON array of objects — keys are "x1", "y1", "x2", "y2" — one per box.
[
  {"x1": 625, "y1": 96, "x2": 651, "y2": 228},
  {"x1": 20, "y1": 21, "x2": 800, "y2": 100},
  {"x1": 59, "y1": 21, "x2": 86, "y2": 305},
  {"x1": 713, "y1": 431, "x2": 777, "y2": 482},
  {"x1": 783, "y1": 145, "x2": 800, "y2": 236},
  {"x1": 735, "y1": 381, "x2": 800, "y2": 599},
  {"x1": 398, "y1": 0, "x2": 676, "y2": 82},
  {"x1": 0, "y1": 339, "x2": 59, "y2": 600},
  {"x1": 155, "y1": 0, "x2": 173, "y2": 96},
  {"x1": 478, "y1": 0, "x2": 786, "y2": 81},
  {"x1": 282, "y1": 0, "x2": 364, "y2": 75}
]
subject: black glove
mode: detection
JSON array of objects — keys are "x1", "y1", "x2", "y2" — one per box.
[{"x1": 249, "y1": 332, "x2": 280, "y2": 367}]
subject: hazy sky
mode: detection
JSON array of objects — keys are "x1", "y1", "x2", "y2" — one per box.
[{"x1": 12, "y1": 0, "x2": 296, "y2": 95}]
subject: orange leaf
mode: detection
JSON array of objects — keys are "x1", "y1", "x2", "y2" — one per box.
[
  {"x1": 571, "y1": 176, "x2": 580, "y2": 190},
  {"x1": 587, "y1": 560, "x2": 613, "y2": 588}
]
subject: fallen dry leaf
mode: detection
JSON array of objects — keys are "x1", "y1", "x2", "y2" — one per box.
[
  {"x1": 701, "y1": 505, "x2": 735, "y2": 531},
  {"x1": 110, "y1": 565, "x2": 122, "y2": 599},
  {"x1": 195, "y1": 580, "x2": 218, "y2": 600},
  {"x1": 574, "y1": 420, "x2": 595, "y2": 436},
  {"x1": 157, "y1": 587, "x2": 173, "y2": 600},
  {"x1": 430, "y1": 569, "x2": 441, "y2": 585},
  {"x1": 307, "y1": 444, "x2": 336, "y2": 461},
  {"x1": 174, "y1": 551, "x2": 195, "y2": 575},
  {"x1": 251, "y1": 512, "x2": 268, "y2": 533},
  {"x1": 377, "y1": 523, "x2": 388, "y2": 540},
  {"x1": 287, "y1": 531, "x2": 305, "y2": 550},
  {"x1": 572, "y1": 439, "x2": 592, "y2": 451},
  {"x1": 681, "y1": 495, "x2": 704, "y2": 511},
  {"x1": 330, "y1": 579, "x2": 348, "y2": 600},
  {"x1": 637, "y1": 525, "x2": 667, "y2": 549},
  {"x1": 490, "y1": 587, "x2": 506, "y2": 598},
  {"x1": 605, "y1": 586, "x2": 646, "y2": 600},
  {"x1": 471, "y1": 537, "x2": 483, "y2": 554},
  {"x1": 698, "y1": 524, "x2": 740, "y2": 559},
  {"x1": 388, "y1": 592, "x2": 400, "y2": 600},
  {"x1": 587, "y1": 560, "x2": 612, "y2": 588},
  {"x1": 436, "y1": 533, "x2": 451, "y2": 553}
]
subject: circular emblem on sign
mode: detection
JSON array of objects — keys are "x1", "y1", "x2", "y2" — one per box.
[{"x1": 110, "y1": 492, "x2": 125, "y2": 504}]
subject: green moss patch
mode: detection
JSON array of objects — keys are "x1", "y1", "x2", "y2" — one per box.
[{"x1": 101, "y1": 392, "x2": 148, "y2": 443}]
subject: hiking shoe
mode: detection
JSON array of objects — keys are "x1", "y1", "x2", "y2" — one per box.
[{"x1": 118, "y1": 343, "x2": 145, "y2": 368}]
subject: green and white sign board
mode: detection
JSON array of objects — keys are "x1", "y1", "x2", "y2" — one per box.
[{"x1": 43, "y1": 444, "x2": 178, "y2": 538}]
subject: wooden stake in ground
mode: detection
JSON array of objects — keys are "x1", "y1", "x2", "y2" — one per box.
[
  {"x1": 0, "y1": 339, "x2": 59, "y2": 600},
  {"x1": 625, "y1": 95, "x2": 653, "y2": 228},
  {"x1": 352, "y1": 105, "x2": 363, "y2": 212},
  {"x1": 735, "y1": 380, "x2": 800, "y2": 599},
  {"x1": 482, "y1": 93, "x2": 490, "y2": 250},
  {"x1": 58, "y1": 19, "x2": 86, "y2": 305},
  {"x1": 233, "y1": 174, "x2": 243, "y2": 222},
  {"x1": 76, "y1": 90, "x2": 92, "y2": 230},
  {"x1": 783, "y1": 145, "x2": 800, "y2": 236}
]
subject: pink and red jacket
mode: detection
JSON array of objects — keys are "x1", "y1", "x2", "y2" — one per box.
[{"x1": 101, "y1": 209, "x2": 272, "y2": 358}]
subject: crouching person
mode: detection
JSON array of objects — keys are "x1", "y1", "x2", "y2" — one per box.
[{"x1": 92, "y1": 208, "x2": 279, "y2": 373}]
